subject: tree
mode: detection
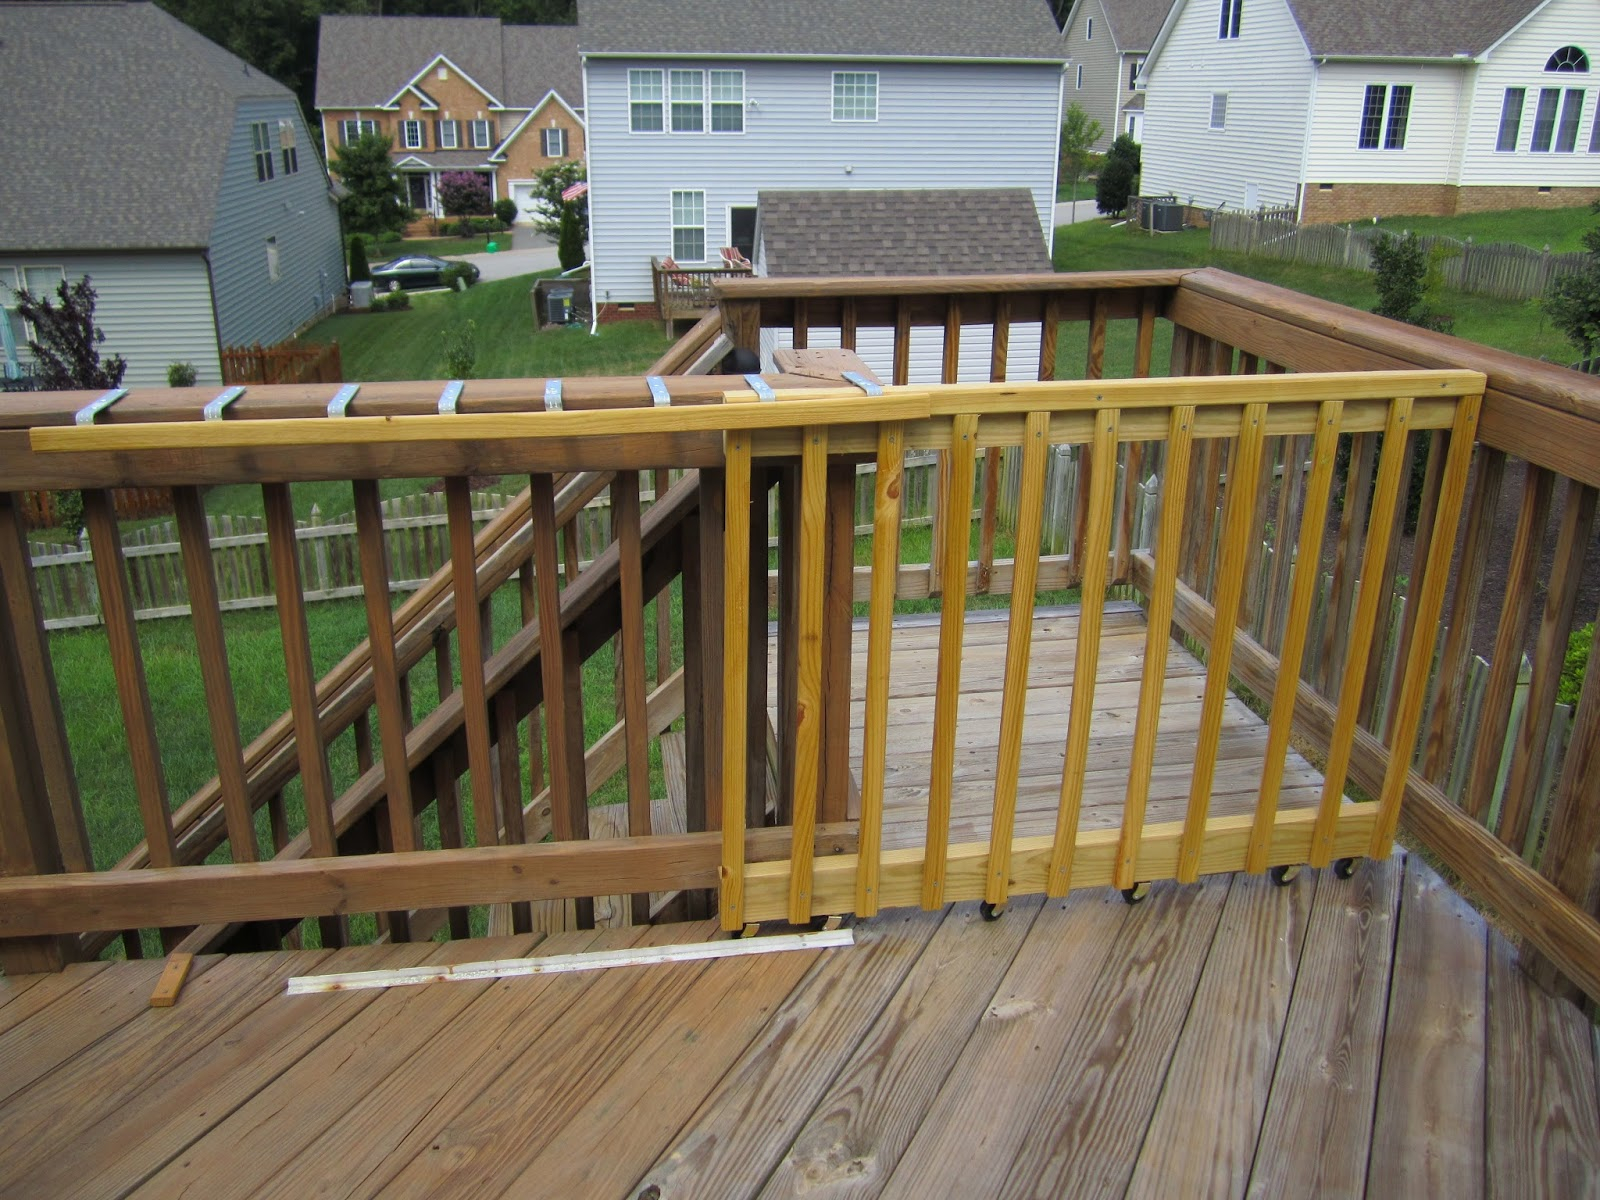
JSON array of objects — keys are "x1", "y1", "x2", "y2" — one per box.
[
  {"x1": 348, "y1": 235, "x2": 371, "y2": 283},
  {"x1": 1095, "y1": 134, "x2": 1141, "y2": 216},
  {"x1": 1058, "y1": 103, "x2": 1103, "y2": 223},
  {"x1": 527, "y1": 160, "x2": 588, "y2": 241},
  {"x1": 493, "y1": 198, "x2": 519, "y2": 229},
  {"x1": 438, "y1": 171, "x2": 491, "y2": 218},
  {"x1": 1545, "y1": 202, "x2": 1600, "y2": 361},
  {"x1": 1370, "y1": 231, "x2": 1453, "y2": 332},
  {"x1": 332, "y1": 130, "x2": 408, "y2": 235},
  {"x1": 557, "y1": 203, "x2": 584, "y2": 270},
  {"x1": 14, "y1": 276, "x2": 126, "y2": 390}
]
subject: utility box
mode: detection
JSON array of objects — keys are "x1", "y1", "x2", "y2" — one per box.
[
  {"x1": 546, "y1": 286, "x2": 574, "y2": 326},
  {"x1": 532, "y1": 278, "x2": 591, "y2": 329},
  {"x1": 349, "y1": 280, "x2": 374, "y2": 310}
]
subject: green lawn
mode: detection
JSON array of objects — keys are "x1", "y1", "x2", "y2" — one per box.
[
  {"x1": 1053, "y1": 218, "x2": 1578, "y2": 364},
  {"x1": 348, "y1": 232, "x2": 506, "y2": 260},
  {"x1": 1369, "y1": 205, "x2": 1595, "y2": 253}
]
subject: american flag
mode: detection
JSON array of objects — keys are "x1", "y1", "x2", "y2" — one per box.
[{"x1": 560, "y1": 181, "x2": 589, "y2": 202}]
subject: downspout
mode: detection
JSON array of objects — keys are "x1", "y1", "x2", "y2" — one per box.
[
  {"x1": 1050, "y1": 65, "x2": 1067, "y2": 256},
  {"x1": 583, "y1": 54, "x2": 600, "y2": 336},
  {"x1": 1295, "y1": 60, "x2": 1321, "y2": 222}
]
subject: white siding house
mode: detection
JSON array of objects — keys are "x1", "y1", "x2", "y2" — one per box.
[
  {"x1": 1140, "y1": 0, "x2": 1600, "y2": 222},
  {"x1": 576, "y1": 0, "x2": 1067, "y2": 317}
]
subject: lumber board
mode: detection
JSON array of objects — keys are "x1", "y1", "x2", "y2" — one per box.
[
  {"x1": 790, "y1": 428, "x2": 828, "y2": 925},
  {"x1": 1248, "y1": 856, "x2": 1401, "y2": 1197},
  {"x1": 1126, "y1": 870, "x2": 1313, "y2": 1199},
  {"x1": 1367, "y1": 855, "x2": 1488, "y2": 1200},
  {"x1": 147, "y1": 951, "x2": 194, "y2": 1008},
  {"x1": 0, "y1": 960, "x2": 110, "y2": 1037}
]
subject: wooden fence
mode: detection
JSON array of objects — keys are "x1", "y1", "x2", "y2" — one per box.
[
  {"x1": 20, "y1": 486, "x2": 171, "y2": 530},
  {"x1": 221, "y1": 340, "x2": 343, "y2": 385},
  {"x1": 1209, "y1": 213, "x2": 1588, "y2": 302}
]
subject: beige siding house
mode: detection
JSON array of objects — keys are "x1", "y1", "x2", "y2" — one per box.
[{"x1": 1057, "y1": 0, "x2": 1174, "y2": 148}]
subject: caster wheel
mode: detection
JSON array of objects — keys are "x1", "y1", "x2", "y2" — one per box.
[
  {"x1": 1334, "y1": 857, "x2": 1359, "y2": 879},
  {"x1": 1120, "y1": 882, "x2": 1151, "y2": 905},
  {"x1": 979, "y1": 901, "x2": 1006, "y2": 922},
  {"x1": 1270, "y1": 864, "x2": 1301, "y2": 886}
]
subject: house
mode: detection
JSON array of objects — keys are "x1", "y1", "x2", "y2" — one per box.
[
  {"x1": 1138, "y1": 0, "x2": 1600, "y2": 221},
  {"x1": 1056, "y1": 0, "x2": 1174, "y2": 146},
  {"x1": 753, "y1": 188, "x2": 1054, "y2": 381},
  {"x1": 576, "y1": 0, "x2": 1067, "y2": 323},
  {"x1": 0, "y1": 2, "x2": 345, "y2": 387},
  {"x1": 315, "y1": 16, "x2": 583, "y2": 225}
]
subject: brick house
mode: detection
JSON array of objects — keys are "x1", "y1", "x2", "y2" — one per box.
[
  {"x1": 315, "y1": 16, "x2": 583, "y2": 225},
  {"x1": 1138, "y1": 0, "x2": 1600, "y2": 221}
]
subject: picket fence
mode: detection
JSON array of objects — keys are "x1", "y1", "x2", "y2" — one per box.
[{"x1": 1209, "y1": 212, "x2": 1588, "y2": 302}]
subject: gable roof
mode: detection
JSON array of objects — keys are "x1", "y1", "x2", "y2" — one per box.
[
  {"x1": 0, "y1": 2, "x2": 298, "y2": 253},
  {"x1": 315, "y1": 16, "x2": 581, "y2": 111},
  {"x1": 756, "y1": 189, "x2": 1053, "y2": 277},
  {"x1": 1062, "y1": 0, "x2": 1176, "y2": 54},
  {"x1": 1286, "y1": 0, "x2": 1541, "y2": 58},
  {"x1": 577, "y1": 0, "x2": 1067, "y2": 61}
]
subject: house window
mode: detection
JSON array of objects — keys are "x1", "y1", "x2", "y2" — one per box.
[
  {"x1": 278, "y1": 119, "x2": 299, "y2": 175},
  {"x1": 1555, "y1": 90, "x2": 1587, "y2": 152},
  {"x1": 250, "y1": 121, "x2": 274, "y2": 182},
  {"x1": 1218, "y1": 0, "x2": 1242, "y2": 39},
  {"x1": 1076, "y1": 65, "x2": 1083, "y2": 90},
  {"x1": 1209, "y1": 93, "x2": 1227, "y2": 129},
  {"x1": 1547, "y1": 46, "x2": 1590, "y2": 72},
  {"x1": 1531, "y1": 87, "x2": 1561, "y2": 150},
  {"x1": 671, "y1": 190, "x2": 706, "y2": 261},
  {"x1": 265, "y1": 237, "x2": 280, "y2": 283},
  {"x1": 438, "y1": 119, "x2": 460, "y2": 149},
  {"x1": 1592, "y1": 108, "x2": 1600, "y2": 152},
  {"x1": 541, "y1": 127, "x2": 568, "y2": 156},
  {"x1": 402, "y1": 119, "x2": 425, "y2": 149},
  {"x1": 1496, "y1": 88, "x2": 1525, "y2": 151},
  {"x1": 832, "y1": 72, "x2": 877, "y2": 121},
  {"x1": 1357, "y1": 85, "x2": 1409, "y2": 149},
  {"x1": 470, "y1": 119, "x2": 493, "y2": 149},
  {"x1": 710, "y1": 70, "x2": 744, "y2": 132},
  {"x1": 1129, "y1": 58, "x2": 1144, "y2": 90},
  {"x1": 339, "y1": 118, "x2": 377, "y2": 144},
  {"x1": 670, "y1": 70, "x2": 705, "y2": 132},
  {"x1": 0, "y1": 265, "x2": 65, "y2": 354},
  {"x1": 1086, "y1": 17, "x2": 1093, "y2": 38},
  {"x1": 630, "y1": 69, "x2": 664, "y2": 132}
]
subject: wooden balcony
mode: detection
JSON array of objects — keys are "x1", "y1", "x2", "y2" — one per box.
[
  {"x1": 2, "y1": 270, "x2": 1599, "y2": 1195},
  {"x1": 651, "y1": 255, "x2": 752, "y2": 331}
]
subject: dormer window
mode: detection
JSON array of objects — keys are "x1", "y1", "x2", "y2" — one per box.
[{"x1": 1219, "y1": 0, "x2": 1241, "y2": 39}]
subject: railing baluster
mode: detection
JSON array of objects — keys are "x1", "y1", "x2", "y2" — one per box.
[
  {"x1": 614, "y1": 470, "x2": 653, "y2": 926},
  {"x1": 1085, "y1": 291, "x2": 1108, "y2": 380},
  {"x1": 922, "y1": 413, "x2": 979, "y2": 910},
  {"x1": 1319, "y1": 432, "x2": 1377, "y2": 695},
  {"x1": 1498, "y1": 482, "x2": 1598, "y2": 855},
  {"x1": 1309, "y1": 399, "x2": 1414, "y2": 868},
  {"x1": 986, "y1": 411, "x2": 1050, "y2": 910},
  {"x1": 653, "y1": 468, "x2": 673, "y2": 686},
  {"x1": 746, "y1": 468, "x2": 770, "y2": 832},
  {"x1": 775, "y1": 466, "x2": 800, "y2": 825},
  {"x1": 1359, "y1": 433, "x2": 1422, "y2": 730},
  {"x1": 493, "y1": 692, "x2": 532, "y2": 934},
  {"x1": 1178, "y1": 402, "x2": 1267, "y2": 883},
  {"x1": 445, "y1": 476, "x2": 500, "y2": 858},
  {"x1": 788, "y1": 427, "x2": 829, "y2": 926},
  {"x1": 720, "y1": 427, "x2": 753, "y2": 931},
  {"x1": 517, "y1": 558, "x2": 546, "y2": 797},
  {"x1": 1134, "y1": 290, "x2": 1157, "y2": 379},
  {"x1": 822, "y1": 464, "x2": 854, "y2": 824},
  {"x1": 1038, "y1": 295, "x2": 1060, "y2": 382},
  {"x1": 430, "y1": 629, "x2": 471, "y2": 940},
  {"x1": 1247, "y1": 402, "x2": 1343, "y2": 873},
  {"x1": 792, "y1": 298, "x2": 809, "y2": 350},
  {"x1": 840, "y1": 298, "x2": 857, "y2": 351},
  {"x1": 1464, "y1": 463, "x2": 1555, "y2": 823},
  {"x1": 856, "y1": 423, "x2": 904, "y2": 918},
  {"x1": 262, "y1": 482, "x2": 345, "y2": 948},
  {"x1": 893, "y1": 298, "x2": 911, "y2": 387},
  {"x1": 978, "y1": 297, "x2": 1009, "y2": 593},
  {"x1": 1370, "y1": 393, "x2": 1482, "y2": 859}
]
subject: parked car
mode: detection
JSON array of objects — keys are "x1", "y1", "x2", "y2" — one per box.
[{"x1": 369, "y1": 255, "x2": 479, "y2": 292}]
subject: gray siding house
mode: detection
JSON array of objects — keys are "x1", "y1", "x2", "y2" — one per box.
[
  {"x1": 1057, "y1": 0, "x2": 1173, "y2": 148},
  {"x1": 577, "y1": 0, "x2": 1067, "y2": 319},
  {"x1": 0, "y1": 3, "x2": 345, "y2": 387}
]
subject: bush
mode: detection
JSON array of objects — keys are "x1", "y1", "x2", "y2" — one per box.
[
  {"x1": 373, "y1": 289, "x2": 410, "y2": 312},
  {"x1": 54, "y1": 489, "x2": 84, "y2": 537},
  {"x1": 557, "y1": 202, "x2": 584, "y2": 271},
  {"x1": 331, "y1": 131, "x2": 408, "y2": 235},
  {"x1": 348, "y1": 236, "x2": 372, "y2": 284},
  {"x1": 441, "y1": 262, "x2": 478, "y2": 291},
  {"x1": 1561, "y1": 623, "x2": 1594, "y2": 707},
  {"x1": 494, "y1": 198, "x2": 519, "y2": 228},
  {"x1": 1095, "y1": 134, "x2": 1141, "y2": 216},
  {"x1": 1371, "y1": 231, "x2": 1454, "y2": 334},
  {"x1": 166, "y1": 361, "x2": 197, "y2": 388},
  {"x1": 438, "y1": 171, "x2": 492, "y2": 218},
  {"x1": 440, "y1": 319, "x2": 477, "y2": 378}
]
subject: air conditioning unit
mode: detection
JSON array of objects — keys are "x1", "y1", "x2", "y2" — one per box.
[
  {"x1": 545, "y1": 286, "x2": 574, "y2": 325},
  {"x1": 1150, "y1": 202, "x2": 1184, "y2": 233}
]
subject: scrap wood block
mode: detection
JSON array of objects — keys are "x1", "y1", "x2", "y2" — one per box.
[{"x1": 149, "y1": 952, "x2": 195, "y2": 1008}]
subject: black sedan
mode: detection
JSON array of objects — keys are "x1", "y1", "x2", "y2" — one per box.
[{"x1": 369, "y1": 255, "x2": 479, "y2": 292}]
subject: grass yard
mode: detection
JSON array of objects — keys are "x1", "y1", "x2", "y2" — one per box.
[
  {"x1": 1053, "y1": 217, "x2": 1579, "y2": 364},
  {"x1": 348, "y1": 232, "x2": 505, "y2": 260},
  {"x1": 1370, "y1": 205, "x2": 1596, "y2": 253}
]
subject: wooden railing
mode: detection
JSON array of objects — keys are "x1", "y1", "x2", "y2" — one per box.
[{"x1": 651, "y1": 258, "x2": 751, "y2": 329}]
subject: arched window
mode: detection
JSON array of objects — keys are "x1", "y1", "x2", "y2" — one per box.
[{"x1": 1546, "y1": 46, "x2": 1590, "y2": 71}]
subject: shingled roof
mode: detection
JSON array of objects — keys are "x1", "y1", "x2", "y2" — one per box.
[
  {"x1": 0, "y1": 2, "x2": 298, "y2": 253},
  {"x1": 315, "y1": 16, "x2": 581, "y2": 111},
  {"x1": 577, "y1": 0, "x2": 1068, "y2": 61},
  {"x1": 1085, "y1": 0, "x2": 1178, "y2": 54},
  {"x1": 1284, "y1": 0, "x2": 1540, "y2": 59},
  {"x1": 756, "y1": 190, "x2": 1053, "y2": 277}
]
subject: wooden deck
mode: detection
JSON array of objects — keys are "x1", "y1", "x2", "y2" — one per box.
[{"x1": 2, "y1": 853, "x2": 1596, "y2": 1198}]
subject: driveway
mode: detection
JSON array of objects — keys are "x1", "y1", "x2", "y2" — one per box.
[
  {"x1": 454, "y1": 227, "x2": 563, "y2": 281},
  {"x1": 1053, "y1": 197, "x2": 1102, "y2": 227}
]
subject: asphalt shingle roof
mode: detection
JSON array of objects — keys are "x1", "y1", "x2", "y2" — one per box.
[
  {"x1": 1098, "y1": 0, "x2": 1178, "y2": 53},
  {"x1": 757, "y1": 189, "x2": 1053, "y2": 277},
  {"x1": 315, "y1": 16, "x2": 580, "y2": 111},
  {"x1": 1, "y1": 2, "x2": 294, "y2": 253},
  {"x1": 577, "y1": 0, "x2": 1067, "y2": 60},
  {"x1": 1287, "y1": 0, "x2": 1539, "y2": 58}
]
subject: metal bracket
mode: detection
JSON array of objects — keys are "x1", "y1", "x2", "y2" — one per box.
[
  {"x1": 74, "y1": 388, "x2": 128, "y2": 426},
  {"x1": 438, "y1": 380, "x2": 464, "y2": 415},
  {"x1": 202, "y1": 386, "x2": 246, "y2": 422},
  {"x1": 647, "y1": 375, "x2": 671, "y2": 407},
  {"x1": 326, "y1": 383, "x2": 360, "y2": 418},
  {"x1": 842, "y1": 371, "x2": 883, "y2": 397},
  {"x1": 544, "y1": 379, "x2": 564, "y2": 412},
  {"x1": 743, "y1": 374, "x2": 776, "y2": 402}
]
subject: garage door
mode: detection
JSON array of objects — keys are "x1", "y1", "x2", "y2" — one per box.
[{"x1": 509, "y1": 183, "x2": 539, "y2": 225}]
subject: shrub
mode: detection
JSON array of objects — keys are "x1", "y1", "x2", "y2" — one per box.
[
  {"x1": 1561, "y1": 623, "x2": 1594, "y2": 707},
  {"x1": 348, "y1": 236, "x2": 372, "y2": 284},
  {"x1": 557, "y1": 202, "x2": 584, "y2": 271},
  {"x1": 493, "y1": 198, "x2": 519, "y2": 228},
  {"x1": 1095, "y1": 134, "x2": 1141, "y2": 216},
  {"x1": 441, "y1": 262, "x2": 478, "y2": 291},
  {"x1": 331, "y1": 131, "x2": 408, "y2": 235},
  {"x1": 438, "y1": 171, "x2": 492, "y2": 218},
  {"x1": 1371, "y1": 231, "x2": 1454, "y2": 334},
  {"x1": 54, "y1": 489, "x2": 84, "y2": 537},
  {"x1": 374, "y1": 289, "x2": 410, "y2": 311},
  {"x1": 166, "y1": 361, "x2": 197, "y2": 388},
  {"x1": 440, "y1": 319, "x2": 478, "y2": 378},
  {"x1": 15, "y1": 275, "x2": 126, "y2": 389}
]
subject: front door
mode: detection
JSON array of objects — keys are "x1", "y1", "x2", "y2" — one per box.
[
  {"x1": 406, "y1": 174, "x2": 431, "y2": 214},
  {"x1": 729, "y1": 206, "x2": 758, "y2": 260}
]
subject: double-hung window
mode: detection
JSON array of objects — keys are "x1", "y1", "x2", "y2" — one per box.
[
  {"x1": 1531, "y1": 87, "x2": 1562, "y2": 150},
  {"x1": 1358, "y1": 84, "x2": 1411, "y2": 149},
  {"x1": 541, "y1": 127, "x2": 568, "y2": 156},
  {"x1": 1496, "y1": 88, "x2": 1525, "y2": 151},
  {"x1": 630, "y1": 69, "x2": 664, "y2": 132},
  {"x1": 470, "y1": 118, "x2": 493, "y2": 149},
  {"x1": 278, "y1": 119, "x2": 299, "y2": 175},
  {"x1": 339, "y1": 118, "x2": 376, "y2": 145},
  {"x1": 1129, "y1": 57, "x2": 1144, "y2": 90},
  {"x1": 710, "y1": 71, "x2": 744, "y2": 132},
  {"x1": 438, "y1": 119, "x2": 460, "y2": 149},
  {"x1": 401, "y1": 119, "x2": 425, "y2": 150},
  {"x1": 671, "y1": 190, "x2": 705, "y2": 262},
  {"x1": 832, "y1": 71, "x2": 877, "y2": 121},
  {"x1": 1218, "y1": 0, "x2": 1242, "y2": 39},
  {"x1": 670, "y1": 70, "x2": 704, "y2": 132},
  {"x1": 250, "y1": 121, "x2": 275, "y2": 182}
]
